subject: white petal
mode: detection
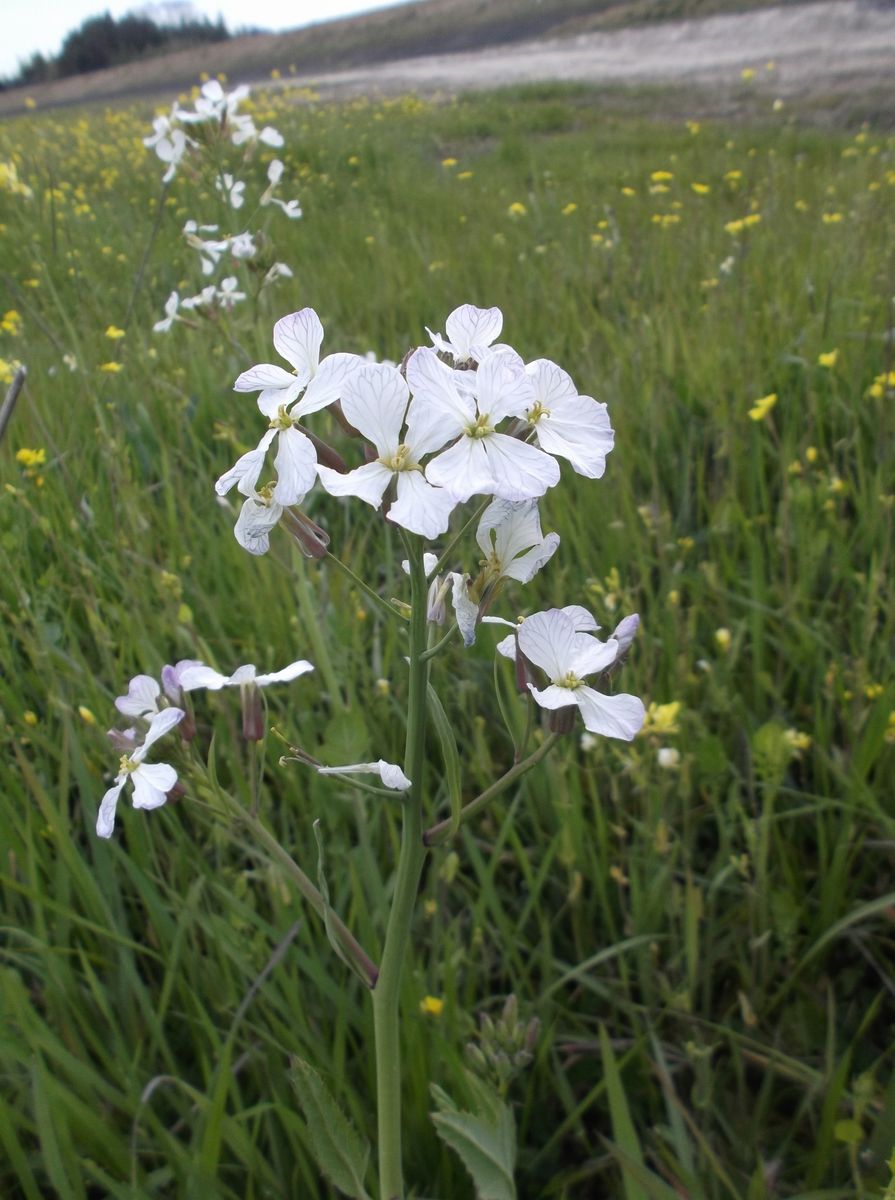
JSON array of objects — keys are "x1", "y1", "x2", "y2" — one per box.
[
  {"x1": 444, "y1": 304, "x2": 503, "y2": 361},
  {"x1": 259, "y1": 126, "x2": 285, "y2": 147},
  {"x1": 494, "y1": 632, "x2": 517, "y2": 660},
  {"x1": 339, "y1": 364, "x2": 408, "y2": 454},
  {"x1": 133, "y1": 707, "x2": 185, "y2": 759},
  {"x1": 233, "y1": 496, "x2": 282, "y2": 556},
  {"x1": 404, "y1": 390, "x2": 465, "y2": 459},
  {"x1": 317, "y1": 760, "x2": 411, "y2": 791},
  {"x1": 317, "y1": 461, "x2": 392, "y2": 507},
  {"x1": 425, "y1": 437, "x2": 494, "y2": 503},
  {"x1": 389, "y1": 472, "x2": 456, "y2": 539},
  {"x1": 502, "y1": 533, "x2": 560, "y2": 583},
  {"x1": 528, "y1": 683, "x2": 579, "y2": 711},
  {"x1": 517, "y1": 609, "x2": 577, "y2": 679},
  {"x1": 254, "y1": 660, "x2": 315, "y2": 687},
  {"x1": 273, "y1": 309, "x2": 322, "y2": 379},
  {"x1": 610, "y1": 614, "x2": 640, "y2": 658},
  {"x1": 476, "y1": 498, "x2": 540, "y2": 561},
  {"x1": 234, "y1": 363, "x2": 295, "y2": 392},
  {"x1": 480, "y1": 434, "x2": 560, "y2": 502},
  {"x1": 573, "y1": 687, "x2": 645, "y2": 741},
  {"x1": 272, "y1": 426, "x2": 318, "y2": 506},
  {"x1": 179, "y1": 664, "x2": 233, "y2": 691},
  {"x1": 560, "y1": 605, "x2": 600, "y2": 633},
  {"x1": 267, "y1": 159, "x2": 284, "y2": 185},
  {"x1": 405, "y1": 347, "x2": 473, "y2": 432},
  {"x1": 526, "y1": 358, "x2": 578, "y2": 410},
  {"x1": 215, "y1": 429, "x2": 277, "y2": 497},
  {"x1": 475, "y1": 354, "x2": 535, "y2": 424},
  {"x1": 294, "y1": 352, "x2": 365, "y2": 417},
  {"x1": 570, "y1": 636, "x2": 619, "y2": 678},
  {"x1": 96, "y1": 779, "x2": 125, "y2": 838},
  {"x1": 450, "y1": 573, "x2": 480, "y2": 647},
  {"x1": 229, "y1": 665, "x2": 258, "y2": 685},
  {"x1": 115, "y1": 674, "x2": 161, "y2": 718},
  {"x1": 131, "y1": 762, "x2": 177, "y2": 810}
]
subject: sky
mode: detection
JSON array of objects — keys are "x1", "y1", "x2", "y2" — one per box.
[{"x1": 1, "y1": 0, "x2": 408, "y2": 79}]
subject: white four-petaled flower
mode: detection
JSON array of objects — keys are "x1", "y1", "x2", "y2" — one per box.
[
  {"x1": 97, "y1": 707, "x2": 185, "y2": 838},
  {"x1": 524, "y1": 359, "x2": 615, "y2": 479}
]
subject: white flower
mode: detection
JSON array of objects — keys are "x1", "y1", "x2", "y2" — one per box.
[
  {"x1": 217, "y1": 276, "x2": 246, "y2": 310},
  {"x1": 153, "y1": 291, "x2": 180, "y2": 333},
  {"x1": 181, "y1": 285, "x2": 217, "y2": 311},
  {"x1": 271, "y1": 197, "x2": 302, "y2": 220},
  {"x1": 230, "y1": 232, "x2": 257, "y2": 260},
  {"x1": 262, "y1": 262, "x2": 294, "y2": 286},
  {"x1": 317, "y1": 760, "x2": 411, "y2": 791},
  {"x1": 215, "y1": 173, "x2": 246, "y2": 209},
  {"x1": 96, "y1": 707, "x2": 185, "y2": 838},
  {"x1": 143, "y1": 113, "x2": 189, "y2": 182},
  {"x1": 517, "y1": 609, "x2": 645, "y2": 741},
  {"x1": 220, "y1": 310, "x2": 363, "y2": 507},
  {"x1": 266, "y1": 159, "x2": 285, "y2": 188},
  {"x1": 449, "y1": 572, "x2": 480, "y2": 646},
  {"x1": 427, "y1": 304, "x2": 507, "y2": 364},
  {"x1": 490, "y1": 605, "x2": 601, "y2": 660},
  {"x1": 524, "y1": 359, "x2": 614, "y2": 479},
  {"x1": 233, "y1": 487, "x2": 284, "y2": 555},
  {"x1": 115, "y1": 674, "x2": 161, "y2": 719},
  {"x1": 476, "y1": 498, "x2": 560, "y2": 584},
  {"x1": 406, "y1": 348, "x2": 559, "y2": 503},
  {"x1": 178, "y1": 659, "x2": 314, "y2": 691},
  {"x1": 657, "y1": 747, "x2": 680, "y2": 769},
  {"x1": 161, "y1": 659, "x2": 205, "y2": 703},
  {"x1": 258, "y1": 125, "x2": 285, "y2": 148},
  {"x1": 317, "y1": 363, "x2": 457, "y2": 539}
]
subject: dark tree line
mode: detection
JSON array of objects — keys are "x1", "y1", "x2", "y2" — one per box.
[{"x1": 5, "y1": 11, "x2": 230, "y2": 88}]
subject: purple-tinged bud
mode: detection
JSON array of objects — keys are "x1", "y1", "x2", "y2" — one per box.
[
  {"x1": 281, "y1": 508, "x2": 330, "y2": 559},
  {"x1": 240, "y1": 683, "x2": 264, "y2": 742},
  {"x1": 106, "y1": 726, "x2": 138, "y2": 752},
  {"x1": 610, "y1": 614, "x2": 640, "y2": 660},
  {"x1": 548, "y1": 705, "x2": 577, "y2": 735},
  {"x1": 303, "y1": 429, "x2": 347, "y2": 473}
]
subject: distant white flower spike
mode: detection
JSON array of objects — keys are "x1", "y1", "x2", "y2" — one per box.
[
  {"x1": 524, "y1": 359, "x2": 615, "y2": 479},
  {"x1": 215, "y1": 173, "x2": 246, "y2": 209},
  {"x1": 217, "y1": 277, "x2": 246, "y2": 310},
  {"x1": 518, "y1": 609, "x2": 645, "y2": 741},
  {"x1": 153, "y1": 291, "x2": 180, "y2": 333},
  {"x1": 406, "y1": 348, "x2": 559, "y2": 504},
  {"x1": 317, "y1": 363, "x2": 457, "y2": 539},
  {"x1": 317, "y1": 760, "x2": 412, "y2": 791},
  {"x1": 96, "y1": 707, "x2": 185, "y2": 838},
  {"x1": 179, "y1": 659, "x2": 314, "y2": 692}
]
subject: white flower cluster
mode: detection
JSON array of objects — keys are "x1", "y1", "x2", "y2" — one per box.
[
  {"x1": 143, "y1": 79, "x2": 284, "y2": 184},
  {"x1": 218, "y1": 303, "x2": 614, "y2": 553},
  {"x1": 217, "y1": 301, "x2": 644, "y2": 741}
]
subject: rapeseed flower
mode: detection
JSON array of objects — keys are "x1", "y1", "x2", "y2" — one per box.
[{"x1": 748, "y1": 392, "x2": 777, "y2": 420}]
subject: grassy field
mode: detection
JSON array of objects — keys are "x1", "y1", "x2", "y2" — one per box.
[{"x1": 1, "y1": 78, "x2": 894, "y2": 1199}]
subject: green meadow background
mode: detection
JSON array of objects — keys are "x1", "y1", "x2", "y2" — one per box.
[{"x1": 1, "y1": 77, "x2": 894, "y2": 1198}]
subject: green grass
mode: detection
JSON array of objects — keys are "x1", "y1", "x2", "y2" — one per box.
[{"x1": 1, "y1": 82, "x2": 894, "y2": 1198}]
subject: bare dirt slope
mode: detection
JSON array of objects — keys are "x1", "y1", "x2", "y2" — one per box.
[
  {"x1": 293, "y1": 2, "x2": 895, "y2": 106},
  {"x1": 1, "y1": 1, "x2": 892, "y2": 118}
]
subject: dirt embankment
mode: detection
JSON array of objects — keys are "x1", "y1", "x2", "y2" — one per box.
[{"x1": 0, "y1": 1, "x2": 893, "y2": 119}]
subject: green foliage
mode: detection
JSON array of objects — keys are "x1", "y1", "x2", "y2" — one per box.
[
  {"x1": 289, "y1": 1057, "x2": 371, "y2": 1198},
  {"x1": 431, "y1": 1073, "x2": 517, "y2": 1200},
  {"x1": 0, "y1": 79, "x2": 893, "y2": 1198}
]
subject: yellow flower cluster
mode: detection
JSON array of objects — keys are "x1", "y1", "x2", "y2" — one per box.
[
  {"x1": 749, "y1": 392, "x2": 777, "y2": 421},
  {"x1": 2, "y1": 310, "x2": 22, "y2": 335},
  {"x1": 0, "y1": 357, "x2": 23, "y2": 386},
  {"x1": 15, "y1": 447, "x2": 46, "y2": 468},
  {"x1": 641, "y1": 701, "x2": 682, "y2": 736},
  {"x1": 0, "y1": 161, "x2": 32, "y2": 197},
  {"x1": 866, "y1": 371, "x2": 895, "y2": 399},
  {"x1": 725, "y1": 214, "x2": 762, "y2": 235}
]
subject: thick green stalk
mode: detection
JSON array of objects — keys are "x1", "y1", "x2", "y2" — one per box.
[{"x1": 372, "y1": 538, "x2": 430, "y2": 1199}]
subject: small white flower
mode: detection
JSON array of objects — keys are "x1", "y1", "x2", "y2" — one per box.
[
  {"x1": 97, "y1": 707, "x2": 184, "y2": 839},
  {"x1": 215, "y1": 173, "x2": 246, "y2": 209},
  {"x1": 262, "y1": 262, "x2": 294, "y2": 286},
  {"x1": 230, "y1": 232, "x2": 257, "y2": 260},
  {"x1": 524, "y1": 359, "x2": 615, "y2": 479},
  {"x1": 316, "y1": 760, "x2": 411, "y2": 791},
  {"x1": 217, "y1": 276, "x2": 246, "y2": 310},
  {"x1": 657, "y1": 747, "x2": 680, "y2": 769},
  {"x1": 181, "y1": 285, "x2": 217, "y2": 310},
  {"x1": 476, "y1": 499, "x2": 559, "y2": 585},
  {"x1": 258, "y1": 125, "x2": 285, "y2": 148},
  {"x1": 317, "y1": 363, "x2": 457, "y2": 539},
  {"x1": 179, "y1": 659, "x2": 314, "y2": 691},
  {"x1": 161, "y1": 659, "x2": 205, "y2": 703},
  {"x1": 231, "y1": 487, "x2": 284, "y2": 555},
  {"x1": 271, "y1": 197, "x2": 302, "y2": 220},
  {"x1": 518, "y1": 609, "x2": 645, "y2": 741},
  {"x1": 143, "y1": 113, "x2": 189, "y2": 182}
]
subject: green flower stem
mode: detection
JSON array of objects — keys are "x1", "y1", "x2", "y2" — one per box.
[
  {"x1": 423, "y1": 732, "x2": 563, "y2": 847},
  {"x1": 420, "y1": 622, "x2": 459, "y2": 662},
  {"x1": 218, "y1": 789, "x2": 379, "y2": 989},
  {"x1": 372, "y1": 536, "x2": 430, "y2": 1200}
]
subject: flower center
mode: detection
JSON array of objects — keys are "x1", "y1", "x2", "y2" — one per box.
[
  {"x1": 556, "y1": 671, "x2": 583, "y2": 689},
  {"x1": 465, "y1": 412, "x2": 493, "y2": 440},
  {"x1": 379, "y1": 443, "x2": 419, "y2": 473},
  {"x1": 527, "y1": 401, "x2": 550, "y2": 424},
  {"x1": 119, "y1": 754, "x2": 138, "y2": 775},
  {"x1": 257, "y1": 481, "x2": 277, "y2": 505},
  {"x1": 269, "y1": 403, "x2": 296, "y2": 431}
]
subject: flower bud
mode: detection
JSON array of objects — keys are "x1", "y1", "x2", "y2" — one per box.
[
  {"x1": 281, "y1": 508, "x2": 330, "y2": 558},
  {"x1": 240, "y1": 683, "x2": 264, "y2": 742},
  {"x1": 302, "y1": 429, "x2": 347, "y2": 473},
  {"x1": 548, "y1": 705, "x2": 577, "y2": 735}
]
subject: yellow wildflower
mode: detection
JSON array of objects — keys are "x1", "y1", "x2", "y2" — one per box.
[
  {"x1": 748, "y1": 393, "x2": 777, "y2": 421},
  {"x1": 642, "y1": 701, "x2": 681, "y2": 736},
  {"x1": 441, "y1": 157, "x2": 458, "y2": 167},
  {"x1": 78, "y1": 706, "x2": 97, "y2": 726},
  {"x1": 507, "y1": 201, "x2": 527, "y2": 217},
  {"x1": 99, "y1": 362, "x2": 123, "y2": 373},
  {"x1": 818, "y1": 349, "x2": 838, "y2": 369},
  {"x1": 561, "y1": 202, "x2": 577, "y2": 216},
  {"x1": 419, "y1": 995, "x2": 444, "y2": 1017},
  {"x1": 805, "y1": 446, "x2": 818, "y2": 463},
  {"x1": 741, "y1": 67, "x2": 756, "y2": 81},
  {"x1": 456, "y1": 170, "x2": 473, "y2": 180},
  {"x1": 691, "y1": 182, "x2": 710, "y2": 195},
  {"x1": 650, "y1": 170, "x2": 673, "y2": 182},
  {"x1": 822, "y1": 212, "x2": 843, "y2": 224},
  {"x1": 105, "y1": 325, "x2": 125, "y2": 339},
  {"x1": 714, "y1": 628, "x2": 732, "y2": 652},
  {"x1": 23, "y1": 711, "x2": 39, "y2": 726},
  {"x1": 620, "y1": 186, "x2": 636, "y2": 197},
  {"x1": 16, "y1": 447, "x2": 46, "y2": 468}
]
